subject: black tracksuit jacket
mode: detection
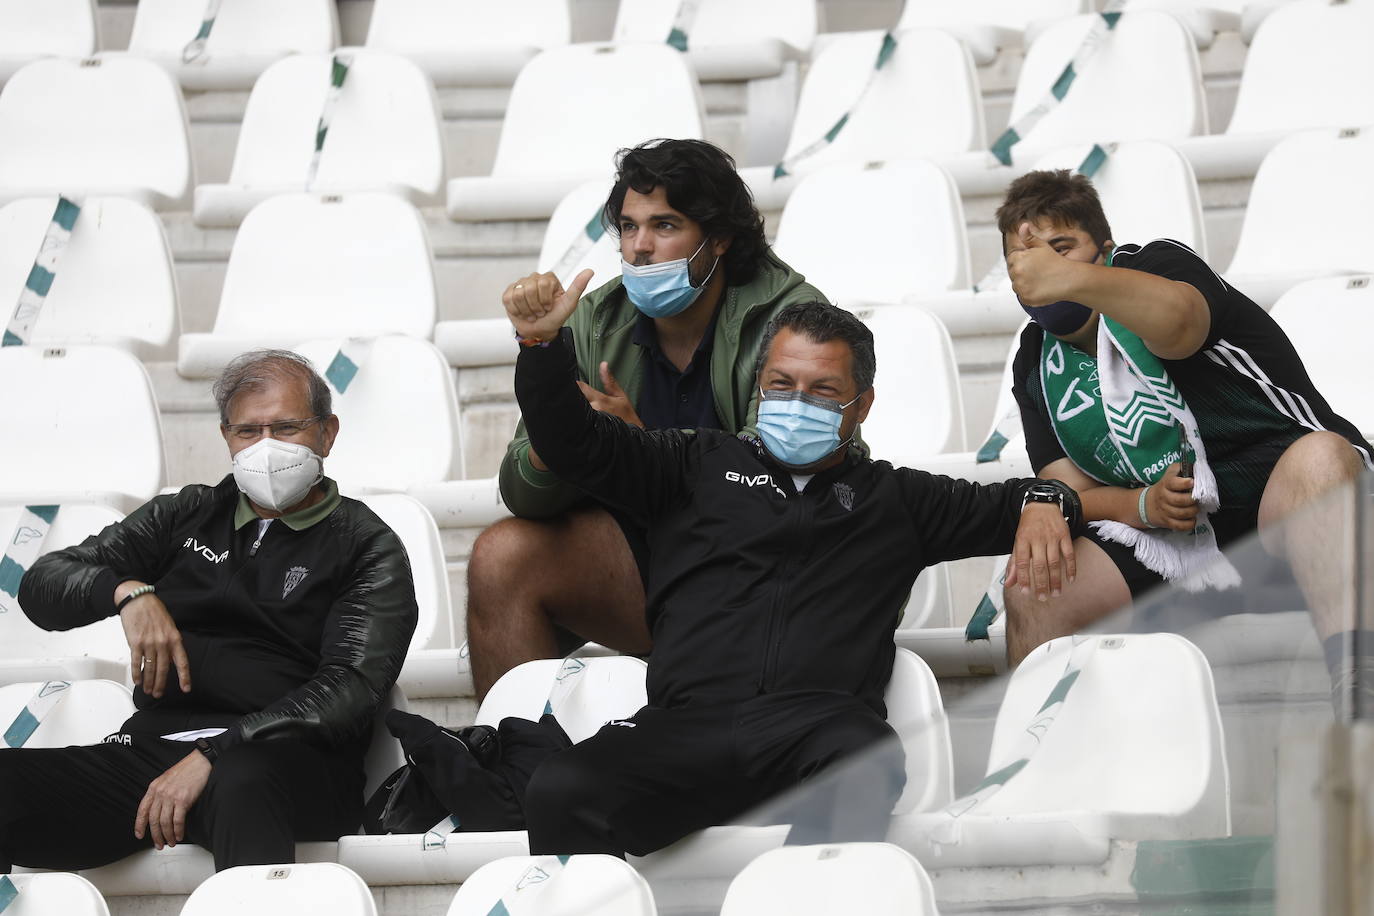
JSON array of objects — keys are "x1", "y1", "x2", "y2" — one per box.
[
  {"x1": 17, "y1": 477, "x2": 418, "y2": 758},
  {"x1": 517, "y1": 333, "x2": 1044, "y2": 714}
]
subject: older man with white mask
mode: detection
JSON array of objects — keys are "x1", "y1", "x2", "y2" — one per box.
[{"x1": 1, "y1": 349, "x2": 417, "y2": 873}]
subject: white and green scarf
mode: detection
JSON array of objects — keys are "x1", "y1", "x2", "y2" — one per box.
[{"x1": 1040, "y1": 317, "x2": 1240, "y2": 592}]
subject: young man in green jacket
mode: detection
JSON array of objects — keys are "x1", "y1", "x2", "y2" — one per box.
[{"x1": 467, "y1": 138, "x2": 824, "y2": 698}]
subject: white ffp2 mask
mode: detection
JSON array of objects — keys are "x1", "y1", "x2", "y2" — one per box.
[{"x1": 231, "y1": 438, "x2": 323, "y2": 512}]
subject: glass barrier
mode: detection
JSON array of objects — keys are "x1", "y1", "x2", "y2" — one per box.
[{"x1": 608, "y1": 469, "x2": 1374, "y2": 916}]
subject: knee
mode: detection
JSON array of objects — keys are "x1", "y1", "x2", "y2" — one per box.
[
  {"x1": 1288, "y1": 431, "x2": 1363, "y2": 483},
  {"x1": 468, "y1": 518, "x2": 551, "y2": 601}
]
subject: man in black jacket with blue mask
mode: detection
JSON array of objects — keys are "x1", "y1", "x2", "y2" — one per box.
[
  {"x1": 506, "y1": 280, "x2": 1083, "y2": 856},
  {"x1": 1, "y1": 350, "x2": 417, "y2": 873}
]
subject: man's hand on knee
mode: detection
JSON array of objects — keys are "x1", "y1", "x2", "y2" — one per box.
[{"x1": 135, "y1": 751, "x2": 211, "y2": 850}]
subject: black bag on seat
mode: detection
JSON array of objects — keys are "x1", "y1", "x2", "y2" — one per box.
[{"x1": 362, "y1": 709, "x2": 572, "y2": 835}]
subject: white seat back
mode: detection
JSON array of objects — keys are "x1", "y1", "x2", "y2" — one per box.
[
  {"x1": 897, "y1": 564, "x2": 955, "y2": 632},
  {"x1": 0, "y1": 196, "x2": 178, "y2": 356},
  {"x1": 476, "y1": 657, "x2": 648, "y2": 744},
  {"x1": 773, "y1": 160, "x2": 969, "y2": 305},
  {"x1": 1008, "y1": 11, "x2": 1205, "y2": 162},
  {"x1": 129, "y1": 0, "x2": 338, "y2": 89},
  {"x1": 225, "y1": 51, "x2": 443, "y2": 198},
  {"x1": 0, "y1": 346, "x2": 164, "y2": 508},
  {"x1": 855, "y1": 306, "x2": 966, "y2": 460},
  {"x1": 614, "y1": 0, "x2": 816, "y2": 57},
  {"x1": 886, "y1": 648, "x2": 954, "y2": 814},
  {"x1": 0, "y1": 679, "x2": 133, "y2": 748},
  {"x1": 1269, "y1": 275, "x2": 1374, "y2": 442},
  {"x1": 0, "y1": 56, "x2": 192, "y2": 209},
  {"x1": 1226, "y1": 127, "x2": 1374, "y2": 280},
  {"x1": 215, "y1": 194, "x2": 437, "y2": 341},
  {"x1": 721, "y1": 843, "x2": 937, "y2": 916},
  {"x1": 538, "y1": 180, "x2": 621, "y2": 287},
  {"x1": 0, "y1": 503, "x2": 127, "y2": 667},
  {"x1": 367, "y1": 0, "x2": 570, "y2": 86},
  {"x1": 1226, "y1": 3, "x2": 1374, "y2": 136},
  {"x1": 1031, "y1": 140, "x2": 1207, "y2": 259},
  {"x1": 446, "y1": 854, "x2": 656, "y2": 916},
  {"x1": 180, "y1": 863, "x2": 377, "y2": 916},
  {"x1": 0, "y1": 0, "x2": 97, "y2": 81},
  {"x1": 780, "y1": 28, "x2": 983, "y2": 172},
  {"x1": 898, "y1": 0, "x2": 1088, "y2": 32},
  {"x1": 0, "y1": 872, "x2": 110, "y2": 916},
  {"x1": 981, "y1": 633, "x2": 1230, "y2": 838},
  {"x1": 492, "y1": 44, "x2": 703, "y2": 179},
  {"x1": 294, "y1": 336, "x2": 459, "y2": 490},
  {"x1": 356, "y1": 494, "x2": 453, "y2": 651}
]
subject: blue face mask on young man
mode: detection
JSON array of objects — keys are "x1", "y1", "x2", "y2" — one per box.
[
  {"x1": 755, "y1": 389, "x2": 862, "y2": 470},
  {"x1": 1018, "y1": 244, "x2": 1111, "y2": 337},
  {"x1": 620, "y1": 237, "x2": 721, "y2": 319}
]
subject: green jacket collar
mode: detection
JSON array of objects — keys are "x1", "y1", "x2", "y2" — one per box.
[{"x1": 234, "y1": 478, "x2": 340, "y2": 531}]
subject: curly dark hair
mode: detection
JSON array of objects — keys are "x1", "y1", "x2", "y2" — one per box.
[{"x1": 601, "y1": 138, "x2": 769, "y2": 286}]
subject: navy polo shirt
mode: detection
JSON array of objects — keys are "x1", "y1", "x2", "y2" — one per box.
[{"x1": 631, "y1": 308, "x2": 723, "y2": 431}]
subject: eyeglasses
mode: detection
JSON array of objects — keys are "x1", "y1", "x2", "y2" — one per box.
[{"x1": 223, "y1": 416, "x2": 324, "y2": 441}]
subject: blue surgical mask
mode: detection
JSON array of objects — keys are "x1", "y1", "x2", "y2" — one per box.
[
  {"x1": 620, "y1": 237, "x2": 720, "y2": 319},
  {"x1": 756, "y1": 389, "x2": 861, "y2": 470}
]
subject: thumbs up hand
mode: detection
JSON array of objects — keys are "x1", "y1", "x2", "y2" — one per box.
[
  {"x1": 503, "y1": 268, "x2": 595, "y2": 343},
  {"x1": 1006, "y1": 222, "x2": 1087, "y2": 308}
]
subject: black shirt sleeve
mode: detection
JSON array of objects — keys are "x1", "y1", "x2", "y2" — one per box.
[
  {"x1": 1009, "y1": 322, "x2": 1067, "y2": 474},
  {"x1": 1110, "y1": 239, "x2": 1241, "y2": 351}
]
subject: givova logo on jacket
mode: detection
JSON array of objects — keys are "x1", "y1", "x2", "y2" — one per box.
[
  {"x1": 182, "y1": 538, "x2": 228, "y2": 564},
  {"x1": 724, "y1": 470, "x2": 786, "y2": 499}
]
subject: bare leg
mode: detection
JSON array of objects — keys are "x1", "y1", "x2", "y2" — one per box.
[
  {"x1": 1257, "y1": 431, "x2": 1365, "y2": 642},
  {"x1": 1005, "y1": 537, "x2": 1132, "y2": 667},
  {"x1": 466, "y1": 507, "x2": 652, "y2": 700}
]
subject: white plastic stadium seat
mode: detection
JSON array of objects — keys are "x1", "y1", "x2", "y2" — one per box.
[
  {"x1": 194, "y1": 50, "x2": 444, "y2": 227},
  {"x1": 356, "y1": 494, "x2": 454, "y2": 652},
  {"x1": 446, "y1": 43, "x2": 703, "y2": 222},
  {"x1": 181, "y1": 863, "x2": 377, "y2": 916},
  {"x1": 629, "y1": 648, "x2": 952, "y2": 908},
  {"x1": 1269, "y1": 275, "x2": 1374, "y2": 443},
  {"x1": 366, "y1": 0, "x2": 571, "y2": 87},
  {"x1": 0, "y1": 503, "x2": 129, "y2": 686},
  {"x1": 0, "y1": 679, "x2": 133, "y2": 748},
  {"x1": 0, "y1": 0, "x2": 98, "y2": 85},
  {"x1": 1176, "y1": 2, "x2": 1374, "y2": 180},
  {"x1": 293, "y1": 337, "x2": 460, "y2": 491},
  {"x1": 772, "y1": 161, "x2": 970, "y2": 307},
  {"x1": 898, "y1": 565, "x2": 955, "y2": 633},
  {"x1": 0, "y1": 346, "x2": 164, "y2": 512},
  {"x1": 613, "y1": 0, "x2": 816, "y2": 81},
  {"x1": 0, "y1": 196, "x2": 178, "y2": 359},
  {"x1": 897, "y1": 0, "x2": 1090, "y2": 64},
  {"x1": 0, "y1": 872, "x2": 111, "y2": 916},
  {"x1": 178, "y1": 193, "x2": 437, "y2": 378},
  {"x1": 1223, "y1": 126, "x2": 1374, "y2": 308},
  {"x1": 447, "y1": 855, "x2": 656, "y2": 916},
  {"x1": 1120, "y1": 0, "x2": 1241, "y2": 49},
  {"x1": 720, "y1": 843, "x2": 937, "y2": 916},
  {"x1": 537, "y1": 179, "x2": 620, "y2": 288},
  {"x1": 853, "y1": 306, "x2": 966, "y2": 461},
  {"x1": 0, "y1": 56, "x2": 193, "y2": 210},
  {"x1": 1031, "y1": 140, "x2": 1208, "y2": 259},
  {"x1": 476, "y1": 657, "x2": 648, "y2": 744},
  {"x1": 128, "y1": 0, "x2": 338, "y2": 91},
  {"x1": 741, "y1": 28, "x2": 986, "y2": 211},
  {"x1": 943, "y1": 10, "x2": 1206, "y2": 196},
  {"x1": 891, "y1": 632, "x2": 1230, "y2": 868}
]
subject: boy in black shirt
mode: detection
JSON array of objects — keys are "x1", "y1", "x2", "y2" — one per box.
[{"x1": 997, "y1": 170, "x2": 1372, "y2": 710}]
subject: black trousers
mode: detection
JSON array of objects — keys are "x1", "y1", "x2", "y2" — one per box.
[
  {"x1": 0, "y1": 731, "x2": 364, "y2": 873},
  {"x1": 523, "y1": 691, "x2": 906, "y2": 857}
]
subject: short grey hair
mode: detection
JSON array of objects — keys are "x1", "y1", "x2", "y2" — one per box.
[{"x1": 213, "y1": 349, "x2": 332, "y2": 425}]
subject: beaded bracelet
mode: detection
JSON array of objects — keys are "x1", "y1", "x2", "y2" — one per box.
[{"x1": 115, "y1": 583, "x2": 156, "y2": 614}]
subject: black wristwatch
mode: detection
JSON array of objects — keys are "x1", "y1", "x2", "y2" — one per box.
[
  {"x1": 1020, "y1": 480, "x2": 1083, "y2": 534},
  {"x1": 194, "y1": 737, "x2": 219, "y2": 763}
]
